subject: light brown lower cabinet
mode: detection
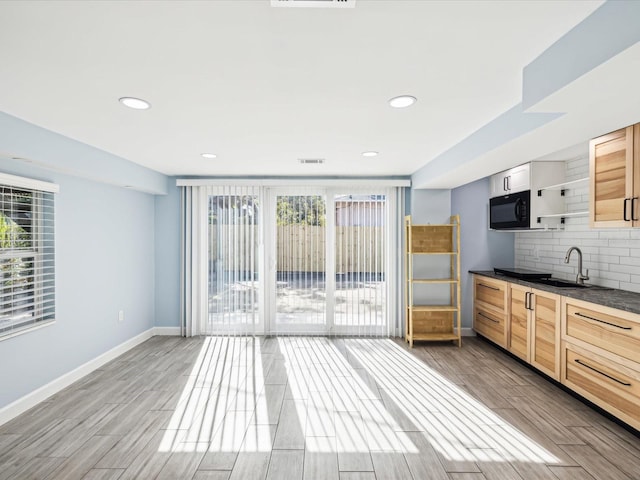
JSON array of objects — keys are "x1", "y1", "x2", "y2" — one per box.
[
  {"x1": 562, "y1": 341, "x2": 640, "y2": 431},
  {"x1": 507, "y1": 284, "x2": 561, "y2": 379},
  {"x1": 529, "y1": 288, "x2": 562, "y2": 380},
  {"x1": 561, "y1": 297, "x2": 640, "y2": 431},
  {"x1": 508, "y1": 284, "x2": 531, "y2": 363},
  {"x1": 473, "y1": 276, "x2": 507, "y2": 348},
  {"x1": 473, "y1": 275, "x2": 640, "y2": 430}
]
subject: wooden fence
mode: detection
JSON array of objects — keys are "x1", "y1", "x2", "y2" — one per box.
[{"x1": 209, "y1": 225, "x2": 385, "y2": 273}]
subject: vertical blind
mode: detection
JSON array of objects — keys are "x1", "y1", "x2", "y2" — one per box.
[
  {"x1": 179, "y1": 182, "x2": 403, "y2": 338},
  {"x1": 207, "y1": 185, "x2": 261, "y2": 335},
  {"x1": 332, "y1": 191, "x2": 389, "y2": 336},
  {"x1": 0, "y1": 173, "x2": 57, "y2": 339},
  {"x1": 273, "y1": 191, "x2": 327, "y2": 333}
]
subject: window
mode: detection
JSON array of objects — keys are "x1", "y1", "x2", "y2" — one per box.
[{"x1": 0, "y1": 173, "x2": 57, "y2": 339}]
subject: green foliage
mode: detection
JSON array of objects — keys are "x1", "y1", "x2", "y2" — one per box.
[
  {"x1": 277, "y1": 196, "x2": 325, "y2": 226},
  {"x1": 0, "y1": 213, "x2": 29, "y2": 249}
]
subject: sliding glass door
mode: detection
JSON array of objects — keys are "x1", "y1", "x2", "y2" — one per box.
[
  {"x1": 269, "y1": 189, "x2": 329, "y2": 334},
  {"x1": 332, "y1": 192, "x2": 388, "y2": 336},
  {"x1": 191, "y1": 183, "x2": 398, "y2": 337},
  {"x1": 206, "y1": 186, "x2": 263, "y2": 335},
  {"x1": 267, "y1": 188, "x2": 392, "y2": 336}
]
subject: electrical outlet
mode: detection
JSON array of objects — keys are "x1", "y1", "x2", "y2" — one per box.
[
  {"x1": 532, "y1": 247, "x2": 540, "y2": 261},
  {"x1": 118, "y1": 310, "x2": 124, "y2": 323}
]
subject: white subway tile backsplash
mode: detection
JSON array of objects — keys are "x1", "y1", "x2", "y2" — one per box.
[
  {"x1": 608, "y1": 239, "x2": 635, "y2": 247},
  {"x1": 515, "y1": 155, "x2": 640, "y2": 292},
  {"x1": 619, "y1": 282, "x2": 640, "y2": 293},
  {"x1": 599, "y1": 247, "x2": 630, "y2": 257},
  {"x1": 599, "y1": 230, "x2": 630, "y2": 239},
  {"x1": 589, "y1": 255, "x2": 620, "y2": 264},
  {"x1": 610, "y1": 264, "x2": 640, "y2": 274}
]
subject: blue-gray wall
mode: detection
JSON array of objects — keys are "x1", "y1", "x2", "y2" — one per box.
[
  {"x1": 0, "y1": 159, "x2": 156, "y2": 408},
  {"x1": 409, "y1": 189, "x2": 451, "y2": 224},
  {"x1": 451, "y1": 177, "x2": 514, "y2": 329}
]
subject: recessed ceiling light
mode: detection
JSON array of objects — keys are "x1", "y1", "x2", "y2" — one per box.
[
  {"x1": 119, "y1": 97, "x2": 151, "y2": 110},
  {"x1": 362, "y1": 151, "x2": 378, "y2": 157},
  {"x1": 389, "y1": 95, "x2": 417, "y2": 108},
  {"x1": 201, "y1": 153, "x2": 217, "y2": 159}
]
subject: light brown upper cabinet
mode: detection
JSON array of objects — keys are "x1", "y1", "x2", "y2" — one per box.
[{"x1": 590, "y1": 124, "x2": 640, "y2": 228}]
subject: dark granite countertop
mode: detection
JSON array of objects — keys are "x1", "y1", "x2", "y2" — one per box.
[{"x1": 470, "y1": 270, "x2": 640, "y2": 316}]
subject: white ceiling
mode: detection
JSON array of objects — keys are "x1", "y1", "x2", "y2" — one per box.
[{"x1": 0, "y1": 0, "x2": 606, "y2": 184}]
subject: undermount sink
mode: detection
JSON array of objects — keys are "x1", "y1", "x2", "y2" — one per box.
[
  {"x1": 532, "y1": 278, "x2": 587, "y2": 288},
  {"x1": 530, "y1": 278, "x2": 612, "y2": 289}
]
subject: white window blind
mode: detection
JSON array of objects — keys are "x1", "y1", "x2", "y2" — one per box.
[
  {"x1": 0, "y1": 173, "x2": 57, "y2": 339},
  {"x1": 207, "y1": 185, "x2": 261, "y2": 335}
]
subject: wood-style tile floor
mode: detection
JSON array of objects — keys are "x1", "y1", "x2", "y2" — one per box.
[{"x1": 1, "y1": 336, "x2": 639, "y2": 480}]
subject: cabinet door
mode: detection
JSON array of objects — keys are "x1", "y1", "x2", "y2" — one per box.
[
  {"x1": 508, "y1": 284, "x2": 530, "y2": 362},
  {"x1": 530, "y1": 289, "x2": 561, "y2": 380},
  {"x1": 563, "y1": 298, "x2": 640, "y2": 365},
  {"x1": 562, "y1": 341, "x2": 640, "y2": 431},
  {"x1": 590, "y1": 126, "x2": 634, "y2": 228},
  {"x1": 474, "y1": 276, "x2": 507, "y2": 312},
  {"x1": 490, "y1": 171, "x2": 509, "y2": 197},
  {"x1": 473, "y1": 276, "x2": 507, "y2": 347},
  {"x1": 505, "y1": 163, "x2": 531, "y2": 194},
  {"x1": 474, "y1": 306, "x2": 507, "y2": 348},
  {"x1": 490, "y1": 164, "x2": 531, "y2": 197}
]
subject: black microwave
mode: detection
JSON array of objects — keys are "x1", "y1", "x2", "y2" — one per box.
[{"x1": 489, "y1": 190, "x2": 530, "y2": 229}]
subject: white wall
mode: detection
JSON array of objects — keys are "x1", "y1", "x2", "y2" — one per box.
[{"x1": 516, "y1": 155, "x2": 640, "y2": 292}]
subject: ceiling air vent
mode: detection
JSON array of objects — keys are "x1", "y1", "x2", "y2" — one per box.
[
  {"x1": 271, "y1": 0, "x2": 356, "y2": 8},
  {"x1": 299, "y1": 158, "x2": 325, "y2": 165}
]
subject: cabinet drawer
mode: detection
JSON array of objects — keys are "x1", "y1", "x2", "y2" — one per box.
[
  {"x1": 474, "y1": 277, "x2": 506, "y2": 311},
  {"x1": 562, "y1": 342, "x2": 640, "y2": 430},
  {"x1": 474, "y1": 306, "x2": 506, "y2": 347},
  {"x1": 565, "y1": 300, "x2": 640, "y2": 364}
]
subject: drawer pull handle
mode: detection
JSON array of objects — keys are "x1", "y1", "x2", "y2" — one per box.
[
  {"x1": 479, "y1": 283, "x2": 499, "y2": 291},
  {"x1": 478, "y1": 311, "x2": 499, "y2": 323},
  {"x1": 624, "y1": 198, "x2": 631, "y2": 222},
  {"x1": 574, "y1": 359, "x2": 632, "y2": 387},
  {"x1": 575, "y1": 312, "x2": 632, "y2": 330}
]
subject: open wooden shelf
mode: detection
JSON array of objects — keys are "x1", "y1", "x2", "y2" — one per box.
[
  {"x1": 405, "y1": 215, "x2": 461, "y2": 348},
  {"x1": 410, "y1": 305, "x2": 458, "y2": 312},
  {"x1": 410, "y1": 332, "x2": 460, "y2": 341}
]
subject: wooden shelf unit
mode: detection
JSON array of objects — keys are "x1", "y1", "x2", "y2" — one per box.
[{"x1": 405, "y1": 215, "x2": 461, "y2": 348}]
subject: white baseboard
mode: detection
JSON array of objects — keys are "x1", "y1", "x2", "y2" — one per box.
[
  {"x1": 153, "y1": 326, "x2": 181, "y2": 336},
  {"x1": 0, "y1": 328, "x2": 154, "y2": 427},
  {"x1": 461, "y1": 328, "x2": 476, "y2": 337}
]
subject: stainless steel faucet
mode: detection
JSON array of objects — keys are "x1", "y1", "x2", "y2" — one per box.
[{"x1": 565, "y1": 246, "x2": 589, "y2": 285}]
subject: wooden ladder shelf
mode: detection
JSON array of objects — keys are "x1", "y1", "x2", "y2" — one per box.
[{"x1": 405, "y1": 215, "x2": 461, "y2": 347}]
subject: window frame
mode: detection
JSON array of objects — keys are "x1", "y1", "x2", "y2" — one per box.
[{"x1": 0, "y1": 172, "x2": 58, "y2": 341}]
